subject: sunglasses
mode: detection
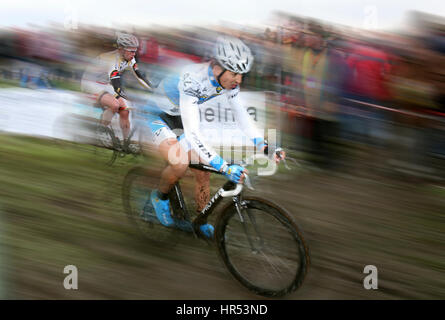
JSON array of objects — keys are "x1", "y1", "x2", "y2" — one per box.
[{"x1": 123, "y1": 49, "x2": 137, "y2": 53}]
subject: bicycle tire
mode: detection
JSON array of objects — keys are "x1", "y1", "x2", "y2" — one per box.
[
  {"x1": 215, "y1": 196, "x2": 309, "y2": 297},
  {"x1": 123, "y1": 125, "x2": 142, "y2": 155},
  {"x1": 122, "y1": 166, "x2": 178, "y2": 247},
  {"x1": 93, "y1": 124, "x2": 120, "y2": 166},
  {"x1": 96, "y1": 123, "x2": 119, "y2": 149}
]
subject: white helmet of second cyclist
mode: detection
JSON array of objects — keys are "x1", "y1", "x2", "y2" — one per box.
[
  {"x1": 214, "y1": 36, "x2": 254, "y2": 74},
  {"x1": 116, "y1": 32, "x2": 139, "y2": 48}
]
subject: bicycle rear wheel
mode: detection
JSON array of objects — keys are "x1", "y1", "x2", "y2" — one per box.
[
  {"x1": 122, "y1": 166, "x2": 177, "y2": 246},
  {"x1": 215, "y1": 197, "x2": 309, "y2": 297}
]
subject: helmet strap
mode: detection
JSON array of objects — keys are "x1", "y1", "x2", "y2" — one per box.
[{"x1": 217, "y1": 69, "x2": 226, "y2": 86}]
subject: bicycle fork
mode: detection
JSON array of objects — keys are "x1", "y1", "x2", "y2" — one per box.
[{"x1": 233, "y1": 197, "x2": 265, "y2": 254}]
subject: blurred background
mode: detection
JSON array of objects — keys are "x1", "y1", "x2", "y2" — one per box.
[{"x1": 0, "y1": 1, "x2": 444, "y2": 299}]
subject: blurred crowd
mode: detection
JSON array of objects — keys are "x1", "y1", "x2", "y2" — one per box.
[{"x1": 0, "y1": 11, "x2": 444, "y2": 178}]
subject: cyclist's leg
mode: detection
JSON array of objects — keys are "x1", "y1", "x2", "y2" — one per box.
[
  {"x1": 152, "y1": 130, "x2": 214, "y2": 236},
  {"x1": 141, "y1": 114, "x2": 189, "y2": 194},
  {"x1": 188, "y1": 149, "x2": 214, "y2": 237},
  {"x1": 116, "y1": 98, "x2": 130, "y2": 140},
  {"x1": 190, "y1": 166, "x2": 211, "y2": 213},
  {"x1": 175, "y1": 135, "x2": 211, "y2": 212},
  {"x1": 99, "y1": 93, "x2": 120, "y2": 126},
  {"x1": 158, "y1": 138, "x2": 189, "y2": 194},
  {"x1": 139, "y1": 115, "x2": 190, "y2": 226}
]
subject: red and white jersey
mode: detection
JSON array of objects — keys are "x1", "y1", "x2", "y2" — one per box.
[{"x1": 82, "y1": 50, "x2": 136, "y2": 84}]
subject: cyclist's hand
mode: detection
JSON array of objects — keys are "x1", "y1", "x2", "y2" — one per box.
[
  {"x1": 222, "y1": 164, "x2": 248, "y2": 184},
  {"x1": 273, "y1": 148, "x2": 286, "y2": 164},
  {"x1": 263, "y1": 145, "x2": 286, "y2": 164}
]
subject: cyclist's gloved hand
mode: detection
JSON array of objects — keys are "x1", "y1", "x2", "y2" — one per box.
[
  {"x1": 272, "y1": 147, "x2": 286, "y2": 163},
  {"x1": 262, "y1": 144, "x2": 286, "y2": 163},
  {"x1": 222, "y1": 164, "x2": 246, "y2": 184}
]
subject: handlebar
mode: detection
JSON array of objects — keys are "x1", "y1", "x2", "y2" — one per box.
[
  {"x1": 220, "y1": 153, "x2": 278, "y2": 198},
  {"x1": 220, "y1": 184, "x2": 244, "y2": 197}
]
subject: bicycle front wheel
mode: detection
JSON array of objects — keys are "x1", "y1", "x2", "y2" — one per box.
[
  {"x1": 94, "y1": 124, "x2": 119, "y2": 166},
  {"x1": 215, "y1": 197, "x2": 309, "y2": 297}
]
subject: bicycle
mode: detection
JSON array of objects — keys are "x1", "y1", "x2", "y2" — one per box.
[
  {"x1": 122, "y1": 152, "x2": 310, "y2": 297},
  {"x1": 95, "y1": 119, "x2": 141, "y2": 166},
  {"x1": 94, "y1": 98, "x2": 163, "y2": 166}
]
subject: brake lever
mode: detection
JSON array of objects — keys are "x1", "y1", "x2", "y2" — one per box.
[
  {"x1": 244, "y1": 174, "x2": 254, "y2": 190},
  {"x1": 282, "y1": 158, "x2": 291, "y2": 170},
  {"x1": 273, "y1": 148, "x2": 292, "y2": 170},
  {"x1": 273, "y1": 147, "x2": 300, "y2": 171}
]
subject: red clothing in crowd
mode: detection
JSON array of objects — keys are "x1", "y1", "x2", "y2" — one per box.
[
  {"x1": 346, "y1": 44, "x2": 392, "y2": 101},
  {"x1": 138, "y1": 37, "x2": 159, "y2": 63}
]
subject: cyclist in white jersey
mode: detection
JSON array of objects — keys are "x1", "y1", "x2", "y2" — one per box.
[
  {"x1": 81, "y1": 32, "x2": 152, "y2": 141},
  {"x1": 142, "y1": 36, "x2": 285, "y2": 238}
]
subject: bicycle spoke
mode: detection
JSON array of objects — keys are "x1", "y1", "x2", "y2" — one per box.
[
  {"x1": 258, "y1": 250, "x2": 285, "y2": 280},
  {"x1": 235, "y1": 203, "x2": 258, "y2": 253},
  {"x1": 246, "y1": 208, "x2": 265, "y2": 249},
  {"x1": 259, "y1": 246, "x2": 298, "y2": 277}
]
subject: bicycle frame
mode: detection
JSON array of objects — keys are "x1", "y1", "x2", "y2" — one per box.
[
  {"x1": 170, "y1": 163, "x2": 241, "y2": 234},
  {"x1": 167, "y1": 153, "x2": 277, "y2": 237}
]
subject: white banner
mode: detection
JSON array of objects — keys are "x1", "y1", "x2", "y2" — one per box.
[{"x1": 0, "y1": 88, "x2": 266, "y2": 149}]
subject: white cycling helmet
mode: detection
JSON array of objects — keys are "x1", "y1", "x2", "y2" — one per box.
[
  {"x1": 214, "y1": 36, "x2": 254, "y2": 74},
  {"x1": 116, "y1": 32, "x2": 139, "y2": 48}
]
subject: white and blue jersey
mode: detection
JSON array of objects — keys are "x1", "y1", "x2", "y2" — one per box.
[
  {"x1": 145, "y1": 62, "x2": 264, "y2": 171},
  {"x1": 152, "y1": 62, "x2": 229, "y2": 116}
]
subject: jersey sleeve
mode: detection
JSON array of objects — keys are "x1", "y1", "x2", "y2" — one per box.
[
  {"x1": 227, "y1": 87, "x2": 264, "y2": 146},
  {"x1": 131, "y1": 58, "x2": 152, "y2": 90},
  {"x1": 178, "y1": 71, "x2": 227, "y2": 170}
]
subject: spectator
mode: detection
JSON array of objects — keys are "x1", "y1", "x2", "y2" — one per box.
[
  {"x1": 299, "y1": 22, "x2": 341, "y2": 168},
  {"x1": 344, "y1": 37, "x2": 393, "y2": 146}
]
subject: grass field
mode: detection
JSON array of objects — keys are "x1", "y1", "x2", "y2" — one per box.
[{"x1": 0, "y1": 133, "x2": 443, "y2": 299}]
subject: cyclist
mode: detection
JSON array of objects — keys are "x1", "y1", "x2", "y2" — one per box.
[
  {"x1": 142, "y1": 36, "x2": 285, "y2": 238},
  {"x1": 81, "y1": 32, "x2": 152, "y2": 142}
]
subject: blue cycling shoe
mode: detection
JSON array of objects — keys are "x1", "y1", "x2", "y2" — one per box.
[
  {"x1": 199, "y1": 223, "x2": 214, "y2": 239},
  {"x1": 150, "y1": 190, "x2": 175, "y2": 227}
]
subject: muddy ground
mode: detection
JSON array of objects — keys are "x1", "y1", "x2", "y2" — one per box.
[{"x1": 0, "y1": 134, "x2": 443, "y2": 299}]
